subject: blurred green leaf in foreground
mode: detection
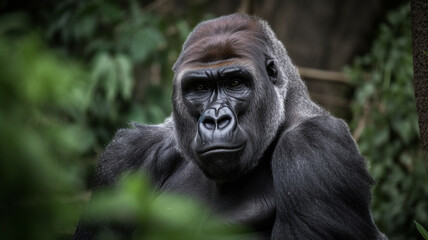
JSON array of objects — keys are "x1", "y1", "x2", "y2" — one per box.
[
  {"x1": 0, "y1": 13, "x2": 91, "y2": 240},
  {"x1": 82, "y1": 174, "x2": 249, "y2": 240}
]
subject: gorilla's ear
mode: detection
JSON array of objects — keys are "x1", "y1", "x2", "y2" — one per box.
[{"x1": 266, "y1": 59, "x2": 278, "y2": 85}]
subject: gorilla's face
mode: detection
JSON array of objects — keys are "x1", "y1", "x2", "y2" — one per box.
[
  {"x1": 180, "y1": 63, "x2": 253, "y2": 181},
  {"x1": 172, "y1": 16, "x2": 285, "y2": 182},
  {"x1": 173, "y1": 61, "x2": 283, "y2": 182}
]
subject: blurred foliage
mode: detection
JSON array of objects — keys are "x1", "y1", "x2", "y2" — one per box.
[
  {"x1": 46, "y1": 0, "x2": 191, "y2": 146},
  {"x1": 83, "y1": 174, "x2": 248, "y2": 240},
  {"x1": 346, "y1": 4, "x2": 428, "y2": 240},
  {"x1": 0, "y1": 13, "x2": 90, "y2": 240}
]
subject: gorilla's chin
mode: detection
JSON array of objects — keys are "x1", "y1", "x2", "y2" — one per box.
[{"x1": 196, "y1": 146, "x2": 247, "y2": 182}]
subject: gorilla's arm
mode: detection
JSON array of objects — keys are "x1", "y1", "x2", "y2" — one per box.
[
  {"x1": 72, "y1": 121, "x2": 181, "y2": 240},
  {"x1": 271, "y1": 115, "x2": 383, "y2": 240},
  {"x1": 94, "y1": 122, "x2": 180, "y2": 188}
]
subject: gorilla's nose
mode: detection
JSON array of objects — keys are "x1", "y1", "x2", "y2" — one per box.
[{"x1": 199, "y1": 107, "x2": 237, "y2": 134}]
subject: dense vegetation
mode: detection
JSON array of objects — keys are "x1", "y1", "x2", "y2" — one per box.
[
  {"x1": 346, "y1": 4, "x2": 428, "y2": 240},
  {"x1": 0, "y1": 1, "x2": 426, "y2": 240},
  {"x1": 0, "y1": 14, "x2": 89, "y2": 240}
]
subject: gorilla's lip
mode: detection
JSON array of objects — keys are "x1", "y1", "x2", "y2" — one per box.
[{"x1": 198, "y1": 143, "x2": 246, "y2": 156}]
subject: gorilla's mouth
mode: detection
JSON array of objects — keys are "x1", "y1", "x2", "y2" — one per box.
[{"x1": 198, "y1": 143, "x2": 246, "y2": 157}]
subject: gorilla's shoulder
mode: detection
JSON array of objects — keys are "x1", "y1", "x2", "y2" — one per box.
[
  {"x1": 294, "y1": 115, "x2": 352, "y2": 138},
  {"x1": 284, "y1": 114, "x2": 352, "y2": 138},
  {"x1": 95, "y1": 118, "x2": 183, "y2": 187},
  {"x1": 280, "y1": 114, "x2": 360, "y2": 158},
  {"x1": 277, "y1": 114, "x2": 372, "y2": 181}
]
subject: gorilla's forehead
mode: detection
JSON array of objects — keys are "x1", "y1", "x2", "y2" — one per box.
[{"x1": 175, "y1": 60, "x2": 257, "y2": 84}]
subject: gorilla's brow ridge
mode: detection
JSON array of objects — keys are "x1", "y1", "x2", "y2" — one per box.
[{"x1": 175, "y1": 61, "x2": 256, "y2": 84}]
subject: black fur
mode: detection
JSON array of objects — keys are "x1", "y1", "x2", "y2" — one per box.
[{"x1": 73, "y1": 14, "x2": 387, "y2": 240}]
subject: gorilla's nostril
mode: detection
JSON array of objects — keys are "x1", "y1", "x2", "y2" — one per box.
[
  {"x1": 217, "y1": 116, "x2": 231, "y2": 129},
  {"x1": 200, "y1": 107, "x2": 235, "y2": 131},
  {"x1": 203, "y1": 118, "x2": 216, "y2": 130}
]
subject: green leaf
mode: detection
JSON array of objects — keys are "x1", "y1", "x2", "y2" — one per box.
[
  {"x1": 91, "y1": 52, "x2": 117, "y2": 103},
  {"x1": 128, "y1": 27, "x2": 165, "y2": 62},
  {"x1": 176, "y1": 20, "x2": 191, "y2": 41},
  {"x1": 415, "y1": 221, "x2": 428, "y2": 240},
  {"x1": 115, "y1": 54, "x2": 133, "y2": 100}
]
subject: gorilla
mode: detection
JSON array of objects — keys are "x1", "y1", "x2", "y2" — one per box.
[{"x1": 73, "y1": 14, "x2": 387, "y2": 240}]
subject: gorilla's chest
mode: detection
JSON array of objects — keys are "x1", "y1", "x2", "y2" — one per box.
[{"x1": 159, "y1": 160, "x2": 276, "y2": 234}]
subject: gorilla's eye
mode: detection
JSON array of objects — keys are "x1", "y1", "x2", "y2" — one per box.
[
  {"x1": 195, "y1": 83, "x2": 207, "y2": 91},
  {"x1": 228, "y1": 80, "x2": 241, "y2": 88},
  {"x1": 266, "y1": 59, "x2": 277, "y2": 78}
]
